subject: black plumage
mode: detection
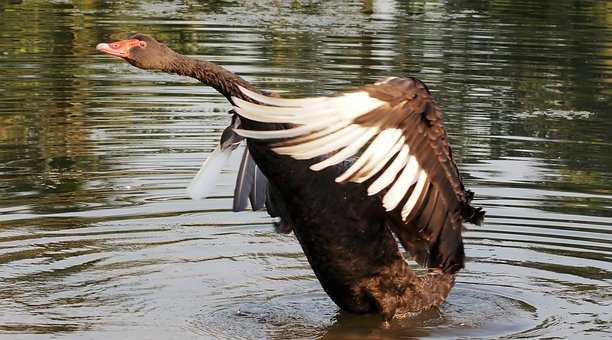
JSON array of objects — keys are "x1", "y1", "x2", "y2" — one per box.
[{"x1": 97, "y1": 33, "x2": 485, "y2": 321}]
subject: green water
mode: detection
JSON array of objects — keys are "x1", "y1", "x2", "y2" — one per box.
[{"x1": 0, "y1": 1, "x2": 610, "y2": 339}]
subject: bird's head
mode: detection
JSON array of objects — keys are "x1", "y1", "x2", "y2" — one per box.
[{"x1": 96, "y1": 33, "x2": 174, "y2": 70}]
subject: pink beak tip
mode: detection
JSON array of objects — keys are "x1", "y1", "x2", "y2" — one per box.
[{"x1": 96, "y1": 43, "x2": 109, "y2": 51}]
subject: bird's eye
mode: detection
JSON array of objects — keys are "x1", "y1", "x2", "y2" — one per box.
[
  {"x1": 139, "y1": 41, "x2": 147, "y2": 48},
  {"x1": 111, "y1": 43, "x2": 120, "y2": 48}
]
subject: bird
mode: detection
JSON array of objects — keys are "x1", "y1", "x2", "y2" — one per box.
[{"x1": 97, "y1": 33, "x2": 484, "y2": 322}]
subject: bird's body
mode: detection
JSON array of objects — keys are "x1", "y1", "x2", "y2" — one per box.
[{"x1": 97, "y1": 34, "x2": 484, "y2": 321}]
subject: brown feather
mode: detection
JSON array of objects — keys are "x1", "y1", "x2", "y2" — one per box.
[
  {"x1": 233, "y1": 76, "x2": 484, "y2": 273},
  {"x1": 356, "y1": 77, "x2": 475, "y2": 272}
]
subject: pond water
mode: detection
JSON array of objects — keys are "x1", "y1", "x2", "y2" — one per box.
[{"x1": 0, "y1": 1, "x2": 610, "y2": 339}]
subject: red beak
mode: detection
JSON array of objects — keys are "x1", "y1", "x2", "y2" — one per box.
[{"x1": 96, "y1": 39, "x2": 141, "y2": 58}]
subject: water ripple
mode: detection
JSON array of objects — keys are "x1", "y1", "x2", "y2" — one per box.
[{"x1": 0, "y1": 0, "x2": 610, "y2": 338}]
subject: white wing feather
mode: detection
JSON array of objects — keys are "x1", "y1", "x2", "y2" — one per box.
[
  {"x1": 233, "y1": 86, "x2": 431, "y2": 221},
  {"x1": 187, "y1": 144, "x2": 232, "y2": 200}
]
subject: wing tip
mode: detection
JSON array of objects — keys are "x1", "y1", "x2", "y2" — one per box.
[
  {"x1": 237, "y1": 85, "x2": 251, "y2": 97},
  {"x1": 464, "y1": 206, "x2": 485, "y2": 226},
  {"x1": 186, "y1": 145, "x2": 232, "y2": 201},
  {"x1": 187, "y1": 187, "x2": 206, "y2": 200}
]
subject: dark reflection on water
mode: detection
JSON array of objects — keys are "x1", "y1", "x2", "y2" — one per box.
[{"x1": 0, "y1": 0, "x2": 610, "y2": 339}]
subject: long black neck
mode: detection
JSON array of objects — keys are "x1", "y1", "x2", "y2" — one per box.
[{"x1": 162, "y1": 52, "x2": 256, "y2": 103}]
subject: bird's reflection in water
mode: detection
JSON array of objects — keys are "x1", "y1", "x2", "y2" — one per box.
[
  {"x1": 192, "y1": 285, "x2": 539, "y2": 340},
  {"x1": 319, "y1": 309, "x2": 439, "y2": 340}
]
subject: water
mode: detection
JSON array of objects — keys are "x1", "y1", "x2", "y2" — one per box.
[{"x1": 0, "y1": 0, "x2": 610, "y2": 338}]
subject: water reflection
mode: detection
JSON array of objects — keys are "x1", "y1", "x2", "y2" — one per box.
[{"x1": 0, "y1": 0, "x2": 610, "y2": 339}]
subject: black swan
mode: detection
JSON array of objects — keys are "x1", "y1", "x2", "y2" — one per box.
[{"x1": 97, "y1": 33, "x2": 484, "y2": 321}]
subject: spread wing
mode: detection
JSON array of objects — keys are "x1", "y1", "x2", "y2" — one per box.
[
  {"x1": 188, "y1": 115, "x2": 268, "y2": 212},
  {"x1": 232, "y1": 77, "x2": 479, "y2": 272}
]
